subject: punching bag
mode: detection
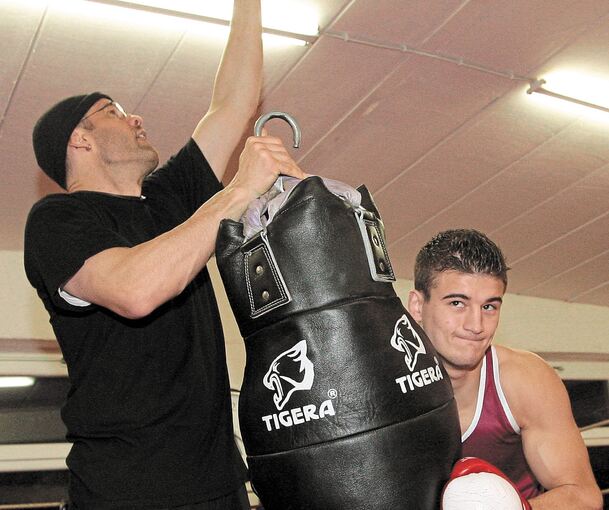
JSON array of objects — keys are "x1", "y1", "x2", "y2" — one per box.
[{"x1": 216, "y1": 113, "x2": 461, "y2": 510}]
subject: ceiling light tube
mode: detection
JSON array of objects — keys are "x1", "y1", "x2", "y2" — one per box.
[
  {"x1": 0, "y1": 376, "x2": 36, "y2": 388},
  {"x1": 527, "y1": 79, "x2": 609, "y2": 114},
  {"x1": 84, "y1": 0, "x2": 318, "y2": 44}
]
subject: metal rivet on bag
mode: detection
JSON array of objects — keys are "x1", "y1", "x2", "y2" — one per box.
[
  {"x1": 255, "y1": 265, "x2": 264, "y2": 275},
  {"x1": 379, "y1": 260, "x2": 386, "y2": 271},
  {"x1": 261, "y1": 290, "x2": 270, "y2": 301},
  {"x1": 372, "y1": 235, "x2": 380, "y2": 246}
]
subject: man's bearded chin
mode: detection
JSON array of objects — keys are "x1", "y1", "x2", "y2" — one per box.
[{"x1": 143, "y1": 148, "x2": 160, "y2": 177}]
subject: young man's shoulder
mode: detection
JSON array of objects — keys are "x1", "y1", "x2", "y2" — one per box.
[
  {"x1": 495, "y1": 344, "x2": 546, "y2": 366},
  {"x1": 495, "y1": 344, "x2": 567, "y2": 427},
  {"x1": 495, "y1": 344, "x2": 559, "y2": 386}
]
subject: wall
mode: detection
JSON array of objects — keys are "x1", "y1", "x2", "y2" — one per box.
[{"x1": 2, "y1": 250, "x2": 608, "y2": 384}]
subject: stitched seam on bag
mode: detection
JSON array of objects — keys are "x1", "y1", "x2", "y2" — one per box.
[
  {"x1": 245, "y1": 244, "x2": 288, "y2": 317},
  {"x1": 364, "y1": 218, "x2": 395, "y2": 279}
]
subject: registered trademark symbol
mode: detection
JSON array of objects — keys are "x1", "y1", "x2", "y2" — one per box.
[{"x1": 328, "y1": 389, "x2": 337, "y2": 399}]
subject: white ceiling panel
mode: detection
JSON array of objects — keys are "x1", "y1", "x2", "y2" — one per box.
[
  {"x1": 1, "y1": 0, "x2": 609, "y2": 310},
  {"x1": 299, "y1": 57, "x2": 511, "y2": 190},
  {"x1": 492, "y1": 165, "x2": 609, "y2": 262},
  {"x1": 332, "y1": 0, "x2": 468, "y2": 42},
  {"x1": 508, "y1": 212, "x2": 609, "y2": 292},
  {"x1": 424, "y1": 0, "x2": 609, "y2": 73},
  {"x1": 262, "y1": 36, "x2": 403, "y2": 157},
  {"x1": 0, "y1": 2, "x2": 44, "y2": 120},
  {"x1": 526, "y1": 250, "x2": 609, "y2": 303}
]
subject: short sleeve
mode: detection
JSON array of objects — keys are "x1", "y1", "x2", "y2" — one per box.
[
  {"x1": 24, "y1": 194, "x2": 131, "y2": 311},
  {"x1": 143, "y1": 139, "x2": 223, "y2": 216}
]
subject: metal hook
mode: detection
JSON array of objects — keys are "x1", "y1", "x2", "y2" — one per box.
[{"x1": 254, "y1": 111, "x2": 301, "y2": 148}]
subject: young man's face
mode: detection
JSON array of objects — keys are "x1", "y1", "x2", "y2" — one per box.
[{"x1": 408, "y1": 270, "x2": 505, "y2": 372}]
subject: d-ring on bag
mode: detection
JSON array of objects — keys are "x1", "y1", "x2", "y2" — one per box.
[{"x1": 215, "y1": 112, "x2": 461, "y2": 510}]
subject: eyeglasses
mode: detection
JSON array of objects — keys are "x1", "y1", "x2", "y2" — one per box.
[{"x1": 81, "y1": 101, "x2": 128, "y2": 122}]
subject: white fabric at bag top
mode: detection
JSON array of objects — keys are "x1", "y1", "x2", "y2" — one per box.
[{"x1": 240, "y1": 176, "x2": 362, "y2": 241}]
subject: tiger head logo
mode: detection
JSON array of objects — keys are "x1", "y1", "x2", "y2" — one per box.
[
  {"x1": 390, "y1": 314, "x2": 426, "y2": 371},
  {"x1": 263, "y1": 340, "x2": 314, "y2": 410}
]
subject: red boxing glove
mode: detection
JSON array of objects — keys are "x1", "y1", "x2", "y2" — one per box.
[{"x1": 442, "y1": 457, "x2": 532, "y2": 510}]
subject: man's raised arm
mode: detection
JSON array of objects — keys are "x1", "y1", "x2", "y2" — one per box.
[{"x1": 193, "y1": 0, "x2": 263, "y2": 179}]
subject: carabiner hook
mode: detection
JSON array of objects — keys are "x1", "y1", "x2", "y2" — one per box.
[{"x1": 254, "y1": 111, "x2": 301, "y2": 148}]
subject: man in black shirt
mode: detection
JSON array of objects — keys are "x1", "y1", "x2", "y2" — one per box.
[{"x1": 24, "y1": 1, "x2": 305, "y2": 508}]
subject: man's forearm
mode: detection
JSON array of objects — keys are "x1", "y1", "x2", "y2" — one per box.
[
  {"x1": 211, "y1": 0, "x2": 262, "y2": 118},
  {"x1": 63, "y1": 184, "x2": 252, "y2": 319},
  {"x1": 193, "y1": 0, "x2": 263, "y2": 178}
]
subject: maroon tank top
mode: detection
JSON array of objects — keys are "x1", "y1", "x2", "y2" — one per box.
[{"x1": 461, "y1": 346, "x2": 542, "y2": 499}]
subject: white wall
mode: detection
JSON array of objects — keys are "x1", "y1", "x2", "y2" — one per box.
[
  {"x1": 2, "y1": 250, "x2": 609, "y2": 384},
  {"x1": 0, "y1": 250, "x2": 54, "y2": 339}
]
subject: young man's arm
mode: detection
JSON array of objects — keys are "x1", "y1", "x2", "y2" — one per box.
[
  {"x1": 501, "y1": 348, "x2": 603, "y2": 510},
  {"x1": 192, "y1": 0, "x2": 263, "y2": 180}
]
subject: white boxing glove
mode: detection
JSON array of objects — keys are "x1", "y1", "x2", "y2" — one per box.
[{"x1": 442, "y1": 457, "x2": 532, "y2": 510}]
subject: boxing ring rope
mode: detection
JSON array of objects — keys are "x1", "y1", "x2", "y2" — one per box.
[
  {"x1": 0, "y1": 504, "x2": 66, "y2": 509},
  {"x1": 579, "y1": 418, "x2": 609, "y2": 432},
  {"x1": 0, "y1": 390, "x2": 603, "y2": 507}
]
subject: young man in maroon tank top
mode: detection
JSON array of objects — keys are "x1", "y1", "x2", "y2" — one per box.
[{"x1": 407, "y1": 229, "x2": 602, "y2": 510}]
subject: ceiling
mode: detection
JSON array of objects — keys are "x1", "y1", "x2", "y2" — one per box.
[{"x1": 2, "y1": 0, "x2": 609, "y2": 308}]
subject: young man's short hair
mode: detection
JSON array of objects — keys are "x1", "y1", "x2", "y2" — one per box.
[{"x1": 414, "y1": 229, "x2": 509, "y2": 300}]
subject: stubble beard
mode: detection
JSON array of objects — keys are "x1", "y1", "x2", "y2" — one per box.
[
  {"x1": 140, "y1": 145, "x2": 160, "y2": 177},
  {"x1": 99, "y1": 131, "x2": 160, "y2": 177}
]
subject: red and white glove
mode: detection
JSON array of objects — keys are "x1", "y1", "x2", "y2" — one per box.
[{"x1": 441, "y1": 457, "x2": 532, "y2": 510}]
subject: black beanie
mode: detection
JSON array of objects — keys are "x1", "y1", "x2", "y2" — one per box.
[{"x1": 32, "y1": 92, "x2": 111, "y2": 189}]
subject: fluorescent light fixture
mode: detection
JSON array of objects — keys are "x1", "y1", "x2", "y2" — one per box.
[
  {"x1": 527, "y1": 71, "x2": 609, "y2": 118},
  {"x1": 82, "y1": 0, "x2": 319, "y2": 45},
  {"x1": 123, "y1": 0, "x2": 319, "y2": 35},
  {"x1": 0, "y1": 376, "x2": 35, "y2": 388}
]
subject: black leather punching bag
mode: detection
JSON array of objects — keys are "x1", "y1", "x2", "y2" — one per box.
[{"x1": 215, "y1": 113, "x2": 461, "y2": 510}]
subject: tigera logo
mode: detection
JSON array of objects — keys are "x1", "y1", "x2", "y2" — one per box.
[
  {"x1": 390, "y1": 314, "x2": 444, "y2": 394},
  {"x1": 390, "y1": 314, "x2": 426, "y2": 371},
  {"x1": 263, "y1": 340, "x2": 314, "y2": 411},
  {"x1": 261, "y1": 340, "x2": 336, "y2": 432}
]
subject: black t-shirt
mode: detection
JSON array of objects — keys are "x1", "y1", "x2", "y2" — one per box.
[{"x1": 24, "y1": 140, "x2": 247, "y2": 508}]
